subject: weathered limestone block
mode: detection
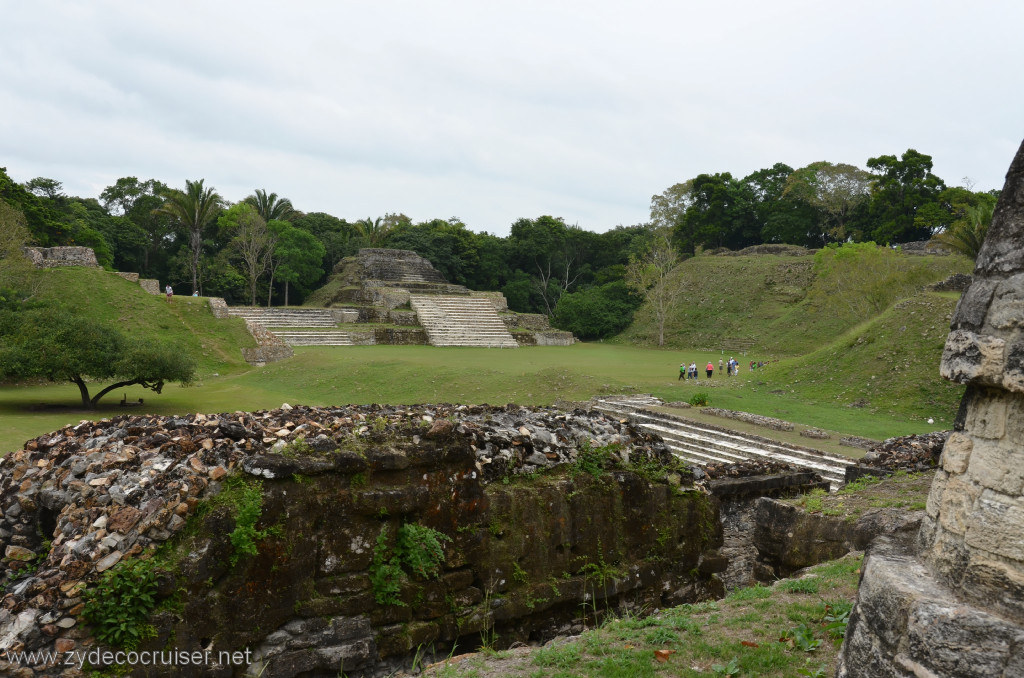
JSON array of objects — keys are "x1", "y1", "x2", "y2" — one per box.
[
  {"x1": 329, "y1": 308, "x2": 360, "y2": 323},
  {"x1": 936, "y1": 473, "x2": 982, "y2": 535},
  {"x1": 964, "y1": 489, "x2": 1024, "y2": 562},
  {"x1": 530, "y1": 331, "x2": 575, "y2": 346},
  {"x1": 965, "y1": 389, "x2": 1008, "y2": 439},
  {"x1": 941, "y1": 432, "x2": 973, "y2": 474},
  {"x1": 925, "y1": 469, "x2": 948, "y2": 519},
  {"x1": 987, "y1": 272, "x2": 1024, "y2": 330},
  {"x1": 115, "y1": 271, "x2": 140, "y2": 282},
  {"x1": 950, "y1": 279, "x2": 997, "y2": 330},
  {"x1": 966, "y1": 438, "x2": 1024, "y2": 495},
  {"x1": 471, "y1": 290, "x2": 508, "y2": 312},
  {"x1": 838, "y1": 539, "x2": 1024, "y2": 678},
  {"x1": 751, "y1": 497, "x2": 921, "y2": 579},
  {"x1": 940, "y1": 329, "x2": 1006, "y2": 386},
  {"x1": 138, "y1": 278, "x2": 160, "y2": 294},
  {"x1": 207, "y1": 297, "x2": 230, "y2": 318},
  {"x1": 24, "y1": 246, "x2": 100, "y2": 268}
]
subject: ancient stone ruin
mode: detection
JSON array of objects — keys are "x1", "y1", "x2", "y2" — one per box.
[
  {"x1": 23, "y1": 247, "x2": 100, "y2": 269},
  {"x1": 837, "y1": 139, "x2": 1024, "y2": 677},
  {"x1": 0, "y1": 404, "x2": 738, "y2": 677},
  {"x1": 225, "y1": 248, "x2": 573, "y2": 355}
]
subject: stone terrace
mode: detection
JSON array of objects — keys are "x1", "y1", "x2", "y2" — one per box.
[{"x1": 594, "y1": 395, "x2": 853, "y2": 490}]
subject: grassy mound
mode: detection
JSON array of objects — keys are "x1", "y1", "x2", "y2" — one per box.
[
  {"x1": 620, "y1": 249, "x2": 971, "y2": 356},
  {"x1": 12, "y1": 267, "x2": 255, "y2": 377},
  {"x1": 767, "y1": 290, "x2": 962, "y2": 421}
]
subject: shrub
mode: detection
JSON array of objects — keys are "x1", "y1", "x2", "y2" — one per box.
[
  {"x1": 396, "y1": 522, "x2": 451, "y2": 579},
  {"x1": 370, "y1": 523, "x2": 452, "y2": 606},
  {"x1": 689, "y1": 391, "x2": 710, "y2": 407},
  {"x1": 82, "y1": 559, "x2": 159, "y2": 649},
  {"x1": 227, "y1": 478, "x2": 271, "y2": 565}
]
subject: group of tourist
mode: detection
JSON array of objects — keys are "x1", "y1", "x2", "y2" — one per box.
[
  {"x1": 677, "y1": 356, "x2": 758, "y2": 380},
  {"x1": 675, "y1": 358, "x2": 741, "y2": 378}
]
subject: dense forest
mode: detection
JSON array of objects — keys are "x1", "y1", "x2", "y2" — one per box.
[{"x1": 0, "y1": 148, "x2": 998, "y2": 340}]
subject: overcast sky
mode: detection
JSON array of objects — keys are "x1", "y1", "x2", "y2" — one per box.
[{"x1": 1, "y1": 1, "x2": 1021, "y2": 236}]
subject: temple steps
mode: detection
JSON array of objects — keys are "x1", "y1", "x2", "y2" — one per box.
[
  {"x1": 410, "y1": 295, "x2": 519, "y2": 348},
  {"x1": 227, "y1": 307, "x2": 338, "y2": 328}
]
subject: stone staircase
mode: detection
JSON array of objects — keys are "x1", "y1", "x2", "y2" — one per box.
[
  {"x1": 227, "y1": 307, "x2": 338, "y2": 328},
  {"x1": 227, "y1": 307, "x2": 352, "y2": 346},
  {"x1": 410, "y1": 295, "x2": 519, "y2": 348},
  {"x1": 269, "y1": 330, "x2": 356, "y2": 346},
  {"x1": 593, "y1": 395, "x2": 854, "y2": 490}
]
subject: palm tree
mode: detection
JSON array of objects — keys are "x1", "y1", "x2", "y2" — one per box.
[
  {"x1": 355, "y1": 217, "x2": 391, "y2": 247},
  {"x1": 933, "y1": 202, "x2": 994, "y2": 259},
  {"x1": 245, "y1": 189, "x2": 296, "y2": 222},
  {"x1": 158, "y1": 179, "x2": 223, "y2": 293}
]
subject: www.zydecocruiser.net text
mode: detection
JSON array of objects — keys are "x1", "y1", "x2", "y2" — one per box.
[{"x1": 2, "y1": 648, "x2": 253, "y2": 670}]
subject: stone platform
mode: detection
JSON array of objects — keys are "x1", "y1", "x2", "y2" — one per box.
[{"x1": 267, "y1": 248, "x2": 575, "y2": 350}]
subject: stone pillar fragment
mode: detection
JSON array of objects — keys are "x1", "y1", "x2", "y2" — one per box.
[{"x1": 838, "y1": 138, "x2": 1024, "y2": 677}]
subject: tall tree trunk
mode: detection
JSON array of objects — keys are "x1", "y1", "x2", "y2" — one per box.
[
  {"x1": 72, "y1": 375, "x2": 92, "y2": 408},
  {"x1": 284, "y1": 280, "x2": 289, "y2": 307},
  {"x1": 190, "y1": 227, "x2": 202, "y2": 294}
]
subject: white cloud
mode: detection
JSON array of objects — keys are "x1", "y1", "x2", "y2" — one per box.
[{"x1": 1, "y1": 0, "x2": 1021, "y2": 235}]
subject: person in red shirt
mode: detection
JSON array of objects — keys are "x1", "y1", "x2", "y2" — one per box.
[{"x1": 706, "y1": 362, "x2": 714, "y2": 379}]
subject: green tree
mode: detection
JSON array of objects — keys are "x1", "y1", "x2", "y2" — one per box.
[
  {"x1": 245, "y1": 189, "x2": 297, "y2": 222},
  {"x1": 383, "y1": 217, "x2": 482, "y2": 286},
  {"x1": 157, "y1": 179, "x2": 223, "y2": 293},
  {"x1": 674, "y1": 172, "x2": 757, "y2": 253},
  {"x1": 23, "y1": 177, "x2": 65, "y2": 200},
  {"x1": 866, "y1": 149, "x2": 946, "y2": 244},
  {"x1": 272, "y1": 224, "x2": 325, "y2": 305},
  {"x1": 552, "y1": 280, "x2": 638, "y2": 339},
  {"x1": 292, "y1": 212, "x2": 357, "y2": 282},
  {"x1": 99, "y1": 178, "x2": 176, "y2": 276},
  {"x1": 355, "y1": 216, "x2": 395, "y2": 247},
  {"x1": 783, "y1": 161, "x2": 871, "y2": 242},
  {"x1": 508, "y1": 216, "x2": 588, "y2": 315},
  {"x1": 932, "y1": 201, "x2": 995, "y2": 259},
  {"x1": 220, "y1": 203, "x2": 275, "y2": 305},
  {"x1": 0, "y1": 201, "x2": 37, "y2": 302},
  {"x1": 0, "y1": 309, "x2": 194, "y2": 408},
  {"x1": 649, "y1": 180, "x2": 694, "y2": 230}
]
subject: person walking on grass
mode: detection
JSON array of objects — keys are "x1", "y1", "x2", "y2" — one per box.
[
  {"x1": 679, "y1": 363, "x2": 686, "y2": 380},
  {"x1": 706, "y1": 361, "x2": 714, "y2": 379},
  {"x1": 165, "y1": 284, "x2": 173, "y2": 303}
]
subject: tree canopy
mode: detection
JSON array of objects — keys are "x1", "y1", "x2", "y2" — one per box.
[
  {"x1": 0, "y1": 308, "x2": 195, "y2": 408},
  {"x1": 0, "y1": 144, "x2": 995, "y2": 340}
]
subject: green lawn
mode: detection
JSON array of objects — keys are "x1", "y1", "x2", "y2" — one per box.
[{"x1": 0, "y1": 343, "x2": 951, "y2": 455}]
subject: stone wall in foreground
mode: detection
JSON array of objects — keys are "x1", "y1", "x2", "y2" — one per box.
[
  {"x1": 837, "y1": 138, "x2": 1024, "y2": 677},
  {"x1": 0, "y1": 404, "x2": 724, "y2": 677}
]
